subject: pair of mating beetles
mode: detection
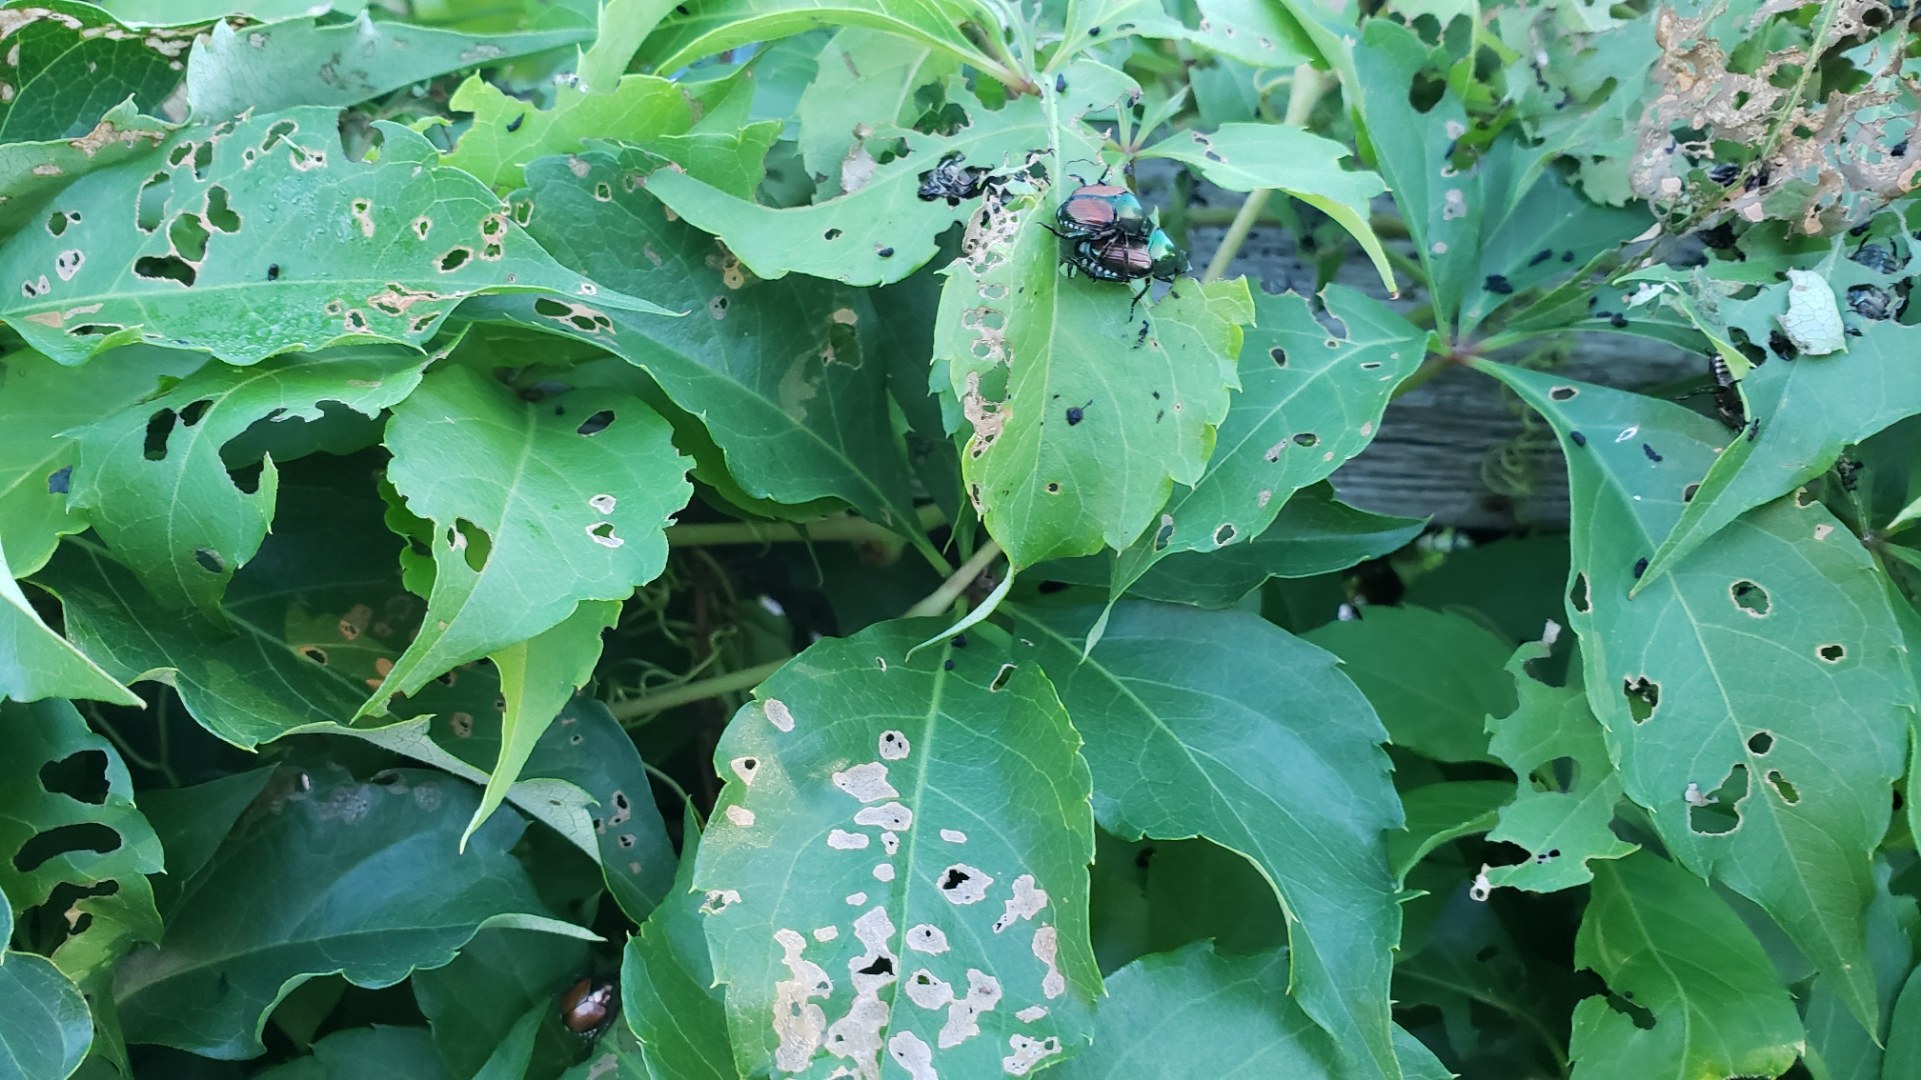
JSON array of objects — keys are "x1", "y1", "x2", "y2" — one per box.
[{"x1": 1049, "y1": 177, "x2": 1189, "y2": 312}]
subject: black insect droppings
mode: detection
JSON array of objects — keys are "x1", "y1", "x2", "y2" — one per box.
[
  {"x1": 943, "y1": 659, "x2": 955, "y2": 670},
  {"x1": 1632, "y1": 557, "x2": 1648, "y2": 578},
  {"x1": 1055, "y1": 73, "x2": 1067, "y2": 93},
  {"x1": 1561, "y1": 251, "x2": 1575, "y2": 262},
  {"x1": 1484, "y1": 274, "x2": 1513, "y2": 295},
  {"x1": 1088, "y1": 24, "x2": 1101, "y2": 35},
  {"x1": 266, "y1": 263, "x2": 280, "y2": 281},
  {"x1": 506, "y1": 113, "x2": 526, "y2": 133},
  {"x1": 951, "y1": 634, "x2": 968, "y2": 649},
  {"x1": 1642, "y1": 443, "x2": 1662, "y2": 463},
  {"x1": 876, "y1": 246, "x2": 895, "y2": 258},
  {"x1": 1528, "y1": 249, "x2": 1552, "y2": 266},
  {"x1": 1569, "y1": 430, "x2": 1587, "y2": 447},
  {"x1": 1065, "y1": 405, "x2": 1085, "y2": 426},
  {"x1": 1609, "y1": 312, "x2": 1628, "y2": 328},
  {"x1": 47, "y1": 466, "x2": 71, "y2": 494}
]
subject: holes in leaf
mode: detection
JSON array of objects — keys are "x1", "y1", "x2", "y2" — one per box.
[
  {"x1": 1729, "y1": 580, "x2": 1769, "y2": 616},
  {"x1": 1549, "y1": 385, "x2": 1578, "y2": 401},
  {"x1": 1688, "y1": 764, "x2": 1746, "y2": 835},
  {"x1": 12, "y1": 823, "x2": 122, "y2": 873},
  {"x1": 1766, "y1": 769, "x2": 1799, "y2": 804},
  {"x1": 1601, "y1": 993, "x2": 1657, "y2": 1030},
  {"x1": 193, "y1": 548, "x2": 224, "y2": 574},
  {"x1": 1152, "y1": 517, "x2": 1175, "y2": 550},
  {"x1": 178, "y1": 399, "x2": 212, "y2": 427},
  {"x1": 1408, "y1": 71, "x2": 1446, "y2": 112},
  {"x1": 1270, "y1": 346, "x2": 1286, "y2": 366},
  {"x1": 1293, "y1": 432, "x2": 1319, "y2": 448},
  {"x1": 168, "y1": 143, "x2": 194, "y2": 168},
  {"x1": 1746, "y1": 731, "x2": 1773, "y2": 755},
  {"x1": 989, "y1": 663, "x2": 1016, "y2": 692},
  {"x1": 143, "y1": 408, "x2": 179, "y2": 460},
  {"x1": 1214, "y1": 524, "x2": 1236, "y2": 546},
  {"x1": 191, "y1": 140, "x2": 214, "y2": 178},
  {"x1": 449, "y1": 519, "x2": 492, "y2": 573},
  {"x1": 1683, "y1": 483, "x2": 1700, "y2": 503},
  {"x1": 47, "y1": 466, "x2": 71, "y2": 494},
  {"x1": 260, "y1": 119, "x2": 297, "y2": 151},
  {"x1": 46, "y1": 209, "x2": 78, "y2": 237},
  {"x1": 39, "y1": 750, "x2": 109, "y2": 805},
  {"x1": 205, "y1": 185, "x2": 240, "y2": 232},
  {"x1": 439, "y1": 247, "x2": 472, "y2": 272},
  {"x1": 577, "y1": 410, "x2": 615, "y2": 436},
  {"x1": 1569, "y1": 572, "x2": 1590, "y2": 614},
  {"x1": 297, "y1": 644, "x2": 329, "y2": 665},
  {"x1": 134, "y1": 254, "x2": 196, "y2": 287},
  {"x1": 169, "y1": 213, "x2": 210, "y2": 262},
  {"x1": 1622, "y1": 676, "x2": 1660, "y2": 723},
  {"x1": 1818, "y1": 644, "x2": 1845, "y2": 663},
  {"x1": 136, "y1": 173, "x2": 172, "y2": 232}
]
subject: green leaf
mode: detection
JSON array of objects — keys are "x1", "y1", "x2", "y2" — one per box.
[
  {"x1": 1303, "y1": 605, "x2": 1512, "y2": 764},
  {"x1": 1387, "y1": 780, "x2": 1509, "y2": 883},
  {"x1": 0, "y1": 99, "x2": 175, "y2": 240},
  {"x1": 0, "y1": 950, "x2": 92, "y2": 1079},
  {"x1": 1, "y1": 533, "x2": 138, "y2": 705},
  {"x1": 1187, "y1": 0, "x2": 1317, "y2": 68},
  {"x1": 0, "y1": 345, "x2": 203, "y2": 577},
  {"x1": 114, "y1": 766, "x2": 595, "y2": 1059},
  {"x1": 435, "y1": 73, "x2": 696, "y2": 192},
  {"x1": 185, "y1": 15, "x2": 590, "y2": 121},
  {"x1": 1141, "y1": 124, "x2": 1395, "y2": 295},
  {"x1": 643, "y1": 63, "x2": 1130, "y2": 287},
  {"x1": 1477, "y1": 633, "x2": 1637, "y2": 894},
  {"x1": 795, "y1": 30, "x2": 954, "y2": 194},
  {"x1": 938, "y1": 201, "x2": 1249, "y2": 568},
  {"x1": 622, "y1": 809, "x2": 733, "y2": 1080},
  {"x1": 414, "y1": 929, "x2": 590, "y2": 1080},
  {"x1": 1480, "y1": 359, "x2": 1915, "y2": 1031},
  {"x1": 0, "y1": 3, "x2": 191, "y2": 142},
  {"x1": 69, "y1": 345, "x2": 427, "y2": 612},
  {"x1": 579, "y1": 0, "x2": 677, "y2": 92},
  {"x1": 1038, "y1": 483, "x2": 1424, "y2": 608},
  {"x1": 1569, "y1": 853, "x2": 1802, "y2": 1080},
  {"x1": 1636, "y1": 318, "x2": 1921, "y2": 591},
  {"x1": 0, "y1": 699, "x2": 163, "y2": 953},
  {"x1": 1054, "y1": 941, "x2": 1448, "y2": 1079},
  {"x1": 1017, "y1": 603, "x2": 1403, "y2": 1079},
  {"x1": 480, "y1": 149, "x2": 934, "y2": 550},
  {"x1": 468, "y1": 600, "x2": 619, "y2": 849},
  {"x1": 1800, "y1": 857, "x2": 1914, "y2": 1080},
  {"x1": 364, "y1": 364, "x2": 690, "y2": 714},
  {"x1": 1888, "y1": 965, "x2": 1921, "y2": 1080},
  {"x1": 694, "y1": 621, "x2": 1099, "y2": 1078},
  {"x1": 253, "y1": 1026, "x2": 454, "y2": 1080},
  {"x1": 637, "y1": 0, "x2": 1009, "y2": 81},
  {"x1": 1108, "y1": 286, "x2": 1423, "y2": 594},
  {"x1": 0, "y1": 107, "x2": 668, "y2": 365}
]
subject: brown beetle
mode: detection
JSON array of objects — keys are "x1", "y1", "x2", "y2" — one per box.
[{"x1": 559, "y1": 975, "x2": 619, "y2": 1039}]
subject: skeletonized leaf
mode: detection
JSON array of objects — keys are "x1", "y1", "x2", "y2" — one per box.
[
  {"x1": 0, "y1": 107, "x2": 668, "y2": 365},
  {"x1": 364, "y1": 365, "x2": 691, "y2": 715},
  {"x1": 1109, "y1": 286, "x2": 1423, "y2": 595},
  {"x1": 1141, "y1": 124, "x2": 1394, "y2": 293},
  {"x1": 1569, "y1": 853, "x2": 1802, "y2": 1079},
  {"x1": 186, "y1": 14, "x2": 590, "y2": 121},
  {"x1": 114, "y1": 766, "x2": 594, "y2": 1059},
  {"x1": 795, "y1": 30, "x2": 953, "y2": 193},
  {"x1": 1017, "y1": 603, "x2": 1404, "y2": 1079},
  {"x1": 0, "y1": 533, "x2": 138, "y2": 705},
  {"x1": 68, "y1": 346, "x2": 427, "y2": 612},
  {"x1": 1478, "y1": 634, "x2": 1637, "y2": 894},
  {"x1": 937, "y1": 196, "x2": 1249, "y2": 568},
  {"x1": 694, "y1": 622, "x2": 1100, "y2": 1078},
  {"x1": 1480, "y1": 359, "x2": 1914, "y2": 1030},
  {"x1": 0, "y1": 99, "x2": 175, "y2": 239}
]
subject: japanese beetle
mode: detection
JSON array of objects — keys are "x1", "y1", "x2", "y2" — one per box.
[
  {"x1": 1063, "y1": 228, "x2": 1190, "y2": 317},
  {"x1": 1054, "y1": 181, "x2": 1150, "y2": 242},
  {"x1": 559, "y1": 975, "x2": 619, "y2": 1040}
]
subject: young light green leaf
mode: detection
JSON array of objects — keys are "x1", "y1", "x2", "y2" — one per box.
[
  {"x1": 1038, "y1": 483, "x2": 1425, "y2": 608},
  {"x1": 68, "y1": 346, "x2": 427, "y2": 612},
  {"x1": 0, "y1": 345, "x2": 203, "y2": 576},
  {"x1": 694, "y1": 621, "x2": 1099, "y2": 1078},
  {"x1": 1304, "y1": 605, "x2": 1512, "y2": 765},
  {"x1": 1141, "y1": 124, "x2": 1395, "y2": 294},
  {"x1": 623, "y1": 808, "x2": 733, "y2": 1080},
  {"x1": 636, "y1": 0, "x2": 1010, "y2": 81},
  {"x1": 185, "y1": 14, "x2": 591, "y2": 120},
  {"x1": 114, "y1": 766, "x2": 595, "y2": 1059},
  {"x1": 1480, "y1": 360, "x2": 1914, "y2": 1031},
  {"x1": 1569, "y1": 853, "x2": 1802, "y2": 1079},
  {"x1": 1108, "y1": 286, "x2": 1423, "y2": 595},
  {"x1": 0, "y1": 107, "x2": 669, "y2": 365},
  {"x1": 473, "y1": 149, "x2": 935, "y2": 556},
  {"x1": 644, "y1": 64, "x2": 1132, "y2": 287},
  {"x1": 435, "y1": 73, "x2": 696, "y2": 192},
  {"x1": 1477, "y1": 633, "x2": 1637, "y2": 894},
  {"x1": 1634, "y1": 317, "x2": 1921, "y2": 591},
  {"x1": 466, "y1": 600, "x2": 620, "y2": 850},
  {"x1": 938, "y1": 198, "x2": 1249, "y2": 568},
  {"x1": 0, "y1": 950, "x2": 92, "y2": 1080},
  {"x1": 0, "y1": 699, "x2": 163, "y2": 957},
  {"x1": 0, "y1": 533, "x2": 138, "y2": 705},
  {"x1": 1018, "y1": 603, "x2": 1404, "y2": 1080},
  {"x1": 364, "y1": 365, "x2": 691, "y2": 715}
]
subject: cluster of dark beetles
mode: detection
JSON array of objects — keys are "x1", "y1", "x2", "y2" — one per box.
[{"x1": 1049, "y1": 173, "x2": 1190, "y2": 312}]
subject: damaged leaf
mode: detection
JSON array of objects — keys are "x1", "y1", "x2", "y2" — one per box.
[
  {"x1": 0, "y1": 532, "x2": 139, "y2": 705},
  {"x1": 0, "y1": 106, "x2": 670, "y2": 365},
  {"x1": 695, "y1": 621, "x2": 1099, "y2": 1078},
  {"x1": 1018, "y1": 603, "x2": 1405, "y2": 1079},
  {"x1": 1482, "y1": 360, "x2": 1915, "y2": 1031}
]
